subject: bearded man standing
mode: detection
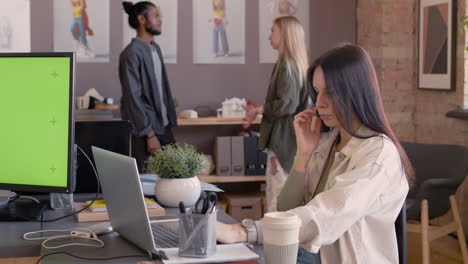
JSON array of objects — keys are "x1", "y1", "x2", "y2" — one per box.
[{"x1": 119, "y1": 1, "x2": 177, "y2": 172}]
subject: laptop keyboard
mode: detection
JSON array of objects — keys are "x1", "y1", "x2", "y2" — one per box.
[{"x1": 151, "y1": 223, "x2": 179, "y2": 248}]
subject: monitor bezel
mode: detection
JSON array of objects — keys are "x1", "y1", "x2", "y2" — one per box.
[{"x1": 0, "y1": 52, "x2": 76, "y2": 193}]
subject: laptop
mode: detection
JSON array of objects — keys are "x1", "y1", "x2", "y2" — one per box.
[
  {"x1": 91, "y1": 146, "x2": 179, "y2": 257},
  {"x1": 92, "y1": 146, "x2": 260, "y2": 264}
]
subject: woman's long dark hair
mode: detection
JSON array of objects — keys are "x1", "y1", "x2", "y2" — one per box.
[
  {"x1": 122, "y1": 1, "x2": 155, "y2": 29},
  {"x1": 307, "y1": 44, "x2": 414, "y2": 186}
]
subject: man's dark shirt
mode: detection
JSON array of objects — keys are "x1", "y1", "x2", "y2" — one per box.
[{"x1": 119, "y1": 38, "x2": 177, "y2": 136}]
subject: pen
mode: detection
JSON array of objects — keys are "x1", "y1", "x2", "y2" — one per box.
[{"x1": 179, "y1": 201, "x2": 187, "y2": 214}]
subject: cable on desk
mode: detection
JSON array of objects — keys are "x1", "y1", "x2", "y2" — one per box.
[
  {"x1": 9, "y1": 193, "x2": 41, "y2": 204},
  {"x1": 0, "y1": 191, "x2": 22, "y2": 207},
  {"x1": 0, "y1": 191, "x2": 49, "y2": 221},
  {"x1": 24, "y1": 228, "x2": 105, "y2": 249},
  {"x1": 31, "y1": 145, "x2": 101, "y2": 222},
  {"x1": 7, "y1": 192, "x2": 22, "y2": 203},
  {"x1": 35, "y1": 251, "x2": 149, "y2": 264},
  {"x1": 1, "y1": 145, "x2": 101, "y2": 222},
  {"x1": 35, "y1": 144, "x2": 101, "y2": 222}
]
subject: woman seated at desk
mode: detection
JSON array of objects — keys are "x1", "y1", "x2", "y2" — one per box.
[{"x1": 216, "y1": 44, "x2": 413, "y2": 264}]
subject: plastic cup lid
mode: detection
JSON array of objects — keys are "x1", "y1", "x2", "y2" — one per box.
[{"x1": 261, "y1": 212, "x2": 302, "y2": 229}]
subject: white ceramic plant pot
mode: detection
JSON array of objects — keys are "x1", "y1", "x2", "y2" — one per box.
[{"x1": 155, "y1": 176, "x2": 201, "y2": 207}]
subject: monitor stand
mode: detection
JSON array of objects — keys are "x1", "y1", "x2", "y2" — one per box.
[{"x1": 0, "y1": 190, "x2": 45, "y2": 221}]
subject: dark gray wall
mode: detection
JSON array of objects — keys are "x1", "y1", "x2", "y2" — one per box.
[
  {"x1": 31, "y1": 0, "x2": 356, "y2": 111},
  {"x1": 310, "y1": 0, "x2": 357, "y2": 59}
]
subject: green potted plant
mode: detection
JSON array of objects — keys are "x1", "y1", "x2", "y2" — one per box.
[{"x1": 145, "y1": 144, "x2": 204, "y2": 207}]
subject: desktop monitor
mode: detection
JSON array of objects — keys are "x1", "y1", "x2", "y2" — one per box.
[{"x1": 0, "y1": 53, "x2": 75, "y2": 195}]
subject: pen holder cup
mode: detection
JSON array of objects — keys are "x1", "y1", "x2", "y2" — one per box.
[{"x1": 178, "y1": 211, "x2": 217, "y2": 258}]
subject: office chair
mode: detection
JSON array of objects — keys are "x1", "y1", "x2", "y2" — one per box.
[
  {"x1": 402, "y1": 142, "x2": 468, "y2": 264},
  {"x1": 395, "y1": 203, "x2": 407, "y2": 264}
]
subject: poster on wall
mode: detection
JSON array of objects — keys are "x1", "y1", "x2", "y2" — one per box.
[
  {"x1": 54, "y1": 0, "x2": 110, "y2": 63},
  {"x1": 0, "y1": 0, "x2": 30, "y2": 52},
  {"x1": 122, "y1": 0, "x2": 178, "y2": 64},
  {"x1": 259, "y1": 0, "x2": 310, "y2": 63},
  {"x1": 193, "y1": 0, "x2": 245, "y2": 64},
  {"x1": 418, "y1": 0, "x2": 455, "y2": 90}
]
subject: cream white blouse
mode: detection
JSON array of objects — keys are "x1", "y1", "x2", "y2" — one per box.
[{"x1": 256, "y1": 127, "x2": 409, "y2": 264}]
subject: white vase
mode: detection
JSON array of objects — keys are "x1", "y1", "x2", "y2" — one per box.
[{"x1": 155, "y1": 176, "x2": 201, "y2": 207}]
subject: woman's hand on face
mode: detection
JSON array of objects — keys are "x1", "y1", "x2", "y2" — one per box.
[
  {"x1": 294, "y1": 108, "x2": 322, "y2": 156},
  {"x1": 216, "y1": 222, "x2": 247, "y2": 244}
]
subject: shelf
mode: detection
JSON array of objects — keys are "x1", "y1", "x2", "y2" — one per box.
[
  {"x1": 75, "y1": 118, "x2": 122, "y2": 122},
  {"x1": 446, "y1": 109, "x2": 468, "y2": 120},
  {"x1": 198, "y1": 175, "x2": 266, "y2": 183},
  {"x1": 94, "y1": 104, "x2": 119, "y2": 110},
  {"x1": 177, "y1": 117, "x2": 261, "y2": 126}
]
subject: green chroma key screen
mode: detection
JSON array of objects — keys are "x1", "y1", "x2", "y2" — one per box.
[{"x1": 0, "y1": 55, "x2": 73, "y2": 191}]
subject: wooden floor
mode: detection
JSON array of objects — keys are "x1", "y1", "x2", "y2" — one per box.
[
  {"x1": 408, "y1": 232, "x2": 466, "y2": 264},
  {"x1": 0, "y1": 257, "x2": 39, "y2": 264}
]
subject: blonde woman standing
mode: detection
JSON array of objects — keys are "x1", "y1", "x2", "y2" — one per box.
[{"x1": 244, "y1": 16, "x2": 309, "y2": 212}]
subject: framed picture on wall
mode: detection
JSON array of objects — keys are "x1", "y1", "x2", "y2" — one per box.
[
  {"x1": 193, "y1": 0, "x2": 246, "y2": 64},
  {"x1": 258, "y1": 0, "x2": 310, "y2": 63},
  {"x1": 53, "y1": 0, "x2": 110, "y2": 63},
  {"x1": 418, "y1": 0, "x2": 457, "y2": 90},
  {"x1": 0, "y1": 0, "x2": 30, "y2": 52}
]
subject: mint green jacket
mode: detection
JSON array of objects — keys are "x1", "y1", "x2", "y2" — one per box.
[{"x1": 258, "y1": 60, "x2": 309, "y2": 172}]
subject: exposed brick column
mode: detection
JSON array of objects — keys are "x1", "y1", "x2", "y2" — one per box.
[
  {"x1": 357, "y1": 0, "x2": 468, "y2": 239},
  {"x1": 357, "y1": 0, "x2": 417, "y2": 141}
]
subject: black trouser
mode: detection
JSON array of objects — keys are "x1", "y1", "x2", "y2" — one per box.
[{"x1": 131, "y1": 126, "x2": 176, "y2": 172}]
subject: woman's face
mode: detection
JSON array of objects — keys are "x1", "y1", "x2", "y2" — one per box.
[
  {"x1": 312, "y1": 66, "x2": 341, "y2": 129},
  {"x1": 269, "y1": 23, "x2": 282, "y2": 51}
]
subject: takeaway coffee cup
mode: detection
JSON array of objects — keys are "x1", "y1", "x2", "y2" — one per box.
[{"x1": 261, "y1": 212, "x2": 302, "y2": 264}]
